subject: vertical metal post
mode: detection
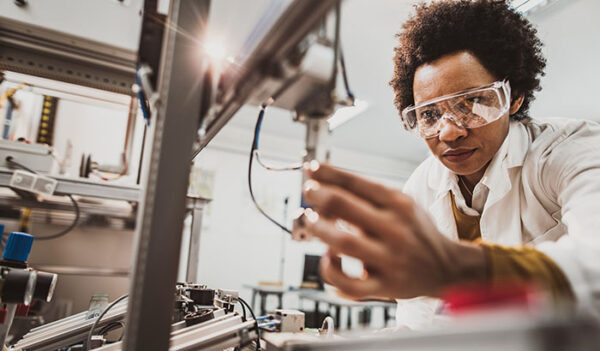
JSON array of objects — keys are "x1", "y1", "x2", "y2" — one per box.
[
  {"x1": 123, "y1": 1, "x2": 210, "y2": 350},
  {"x1": 186, "y1": 196, "x2": 210, "y2": 283}
]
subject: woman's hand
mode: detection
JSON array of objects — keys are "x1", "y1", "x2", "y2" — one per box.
[{"x1": 297, "y1": 162, "x2": 486, "y2": 300}]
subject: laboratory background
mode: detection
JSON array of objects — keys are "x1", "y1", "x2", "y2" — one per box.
[{"x1": 0, "y1": 0, "x2": 598, "y2": 350}]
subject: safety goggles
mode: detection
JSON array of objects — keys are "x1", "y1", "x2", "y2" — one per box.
[{"x1": 401, "y1": 80, "x2": 511, "y2": 139}]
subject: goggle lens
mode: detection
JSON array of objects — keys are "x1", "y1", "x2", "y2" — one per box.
[{"x1": 401, "y1": 81, "x2": 510, "y2": 138}]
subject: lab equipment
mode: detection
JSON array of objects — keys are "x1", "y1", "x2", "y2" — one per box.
[
  {"x1": 0, "y1": 232, "x2": 58, "y2": 348},
  {"x1": 11, "y1": 283, "x2": 258, "y2": 351}
]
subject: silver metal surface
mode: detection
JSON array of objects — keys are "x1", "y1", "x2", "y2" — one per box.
[
  {"x1": 0, "y1": 169, "x2": 139, "y2": 202},
  {"x1": 0, "y1": 141, "x2": 53, "y2": 173},
  {"x1": 304, "y1": 118, "x2": 331, "y2": 165},
  {"x1": 186, "y1": 197, "x2": 210, "y2": 283},
  {"x1": 95, "y1": 313, "x2": 256, "y2": 351},
  {"x1": 0, "y1": 0, "x2": 142, "y2": 51},
  {"x1": 0, "y1": 12, "x2": 137, "y2": 95},
  {"x1": 0, "y1": 193, "x2": 135, "y2": 218},
  {"x1": 195, "y1": 0, "x2": 340, "y2": 154},
  {"x1": 123, "y1": 1, "x2": 211, "y2": 350},
  {"x1": 11, "y1": 299, "x2": 128, "y2": 351},
  {"x1": 29, "y1": 265, "x2": 129, "y2": 278}
]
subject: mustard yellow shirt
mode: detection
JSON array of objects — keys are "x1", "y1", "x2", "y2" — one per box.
[{"x1": 450, "y1": 192, "x2": 574, "y2": 302}]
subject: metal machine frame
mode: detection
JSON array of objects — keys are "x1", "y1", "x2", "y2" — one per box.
[
  {"x1": 2, "y1": 0, "x2": 340, "y2": 349},
  {"x1": 124, "y1": 0, "x2": 340, "y2": 349},
  {"x1": 122, "y1": 1, "x2": 211, "y2": 349}
]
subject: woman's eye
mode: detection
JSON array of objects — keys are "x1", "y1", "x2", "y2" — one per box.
[
  {"x1": 419, "y1": 109, "x2": 439, "y2": 121},
  {"x1": 466, "y1": 95, "x2": 490, "y2": 105}
]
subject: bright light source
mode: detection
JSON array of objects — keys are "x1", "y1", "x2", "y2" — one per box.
[
  {"x1": 327, "y1": 99, "x2": 368, "y2": 131},
  {"x1": 201, "y1": 38, "x2": 227, "y2": 63}
]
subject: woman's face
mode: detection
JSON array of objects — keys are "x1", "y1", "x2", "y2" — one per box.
[{"x1": 413, "y1": 51, "x2": 511, "y2": 179}]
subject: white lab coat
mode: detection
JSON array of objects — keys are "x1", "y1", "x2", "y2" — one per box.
[{"x1": 396, "y1": 117, "x2": 600, "y2": 329}]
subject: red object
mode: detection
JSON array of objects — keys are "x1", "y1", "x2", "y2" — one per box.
[
  {"x1": 0, "y1": 309, "x2": 7, "y2": 324},
  {"x1": 15, "y1": 304, "x2": 30, "y2": 316},
  {"x1": 442, "y1": 281, "x2": 540, "y2": 314}
]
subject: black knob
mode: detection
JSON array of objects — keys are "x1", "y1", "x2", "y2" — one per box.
[
  {"x1": 32, "y1": 271, "x2": 58, "y2": 302},
  {"x1": 1, "y1": 268, "x2": 36, "y2": 304},
  {"x1": 14, "y1": 0, "x2": 27, "y2": 7}
]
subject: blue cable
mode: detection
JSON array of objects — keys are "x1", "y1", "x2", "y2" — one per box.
[
  {"x1": 252, "y1": 107, "x2": 265, "y2": 150},
  {"x1": 135, "y1": 72, "x2": 151, "y2": 126},
  {"x1": 258, "y1": 321, "x2": 279, "y2": 328}
]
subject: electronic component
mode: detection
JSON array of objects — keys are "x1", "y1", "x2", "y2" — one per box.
[
  {"x1": 9, "y1": 170, "x2": 57, "y2": 197},
  {"x1": 214, "y1": 289, "x2": 239, "y2": 313},
  {"x1": 275, "y1": 310, "x2": 305, "y2": 333}
]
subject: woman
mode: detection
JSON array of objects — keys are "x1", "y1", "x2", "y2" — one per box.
[{"x1": 296, "y1": 0, "x2": 600, "y2": 328}]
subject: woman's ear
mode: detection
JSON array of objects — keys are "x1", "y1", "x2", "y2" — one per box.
[{"x1": 510, "y1": 95, "x2": 525, "y2": 115}]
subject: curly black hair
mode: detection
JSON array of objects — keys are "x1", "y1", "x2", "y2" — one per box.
[{"x1": 390, "y1": 0, "x2": 546, "y2": 120}]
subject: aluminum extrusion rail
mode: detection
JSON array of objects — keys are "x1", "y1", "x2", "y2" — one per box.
[{"x1": 0, "y1": 169, "x2": 140, "y2": 202}]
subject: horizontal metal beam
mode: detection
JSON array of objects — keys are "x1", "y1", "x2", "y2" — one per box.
[
  {"x1": 0, "y1": 17, "x2": 136, "y2": 95},
  {"x1": 0, "y1": 169, "x2": 140, "y2": 202}
]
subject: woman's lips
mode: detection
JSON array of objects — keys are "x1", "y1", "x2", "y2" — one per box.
[{"x1": 443, "y1": 149, "x2": 476, "y2": 162}]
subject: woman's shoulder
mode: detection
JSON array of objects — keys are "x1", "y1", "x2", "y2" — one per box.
[
  {"x1": 521, "y1": 117, "x2": 600, "y2": 199},
  {"x1": 522, "y1": 117, "x2": 600, "y2": 151}
]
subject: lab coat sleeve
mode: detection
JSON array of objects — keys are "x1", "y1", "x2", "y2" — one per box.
[{"x1": 535, "y1": 124, "x2": 600, "y2": 314}]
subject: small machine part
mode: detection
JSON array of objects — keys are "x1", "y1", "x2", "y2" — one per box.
[
  {"x1": 9, "y1": 170, "x2": 57, "y2": 197},
  {"x1": 0, "y1": 141, "x2": 53, "y2": 174},
  {"x1": 319, "y1": 316, "x2": 334, "y2": 337},
  {"x1": 184, "y1": 308, "x2": 215, "y2": 327},
  {"x1": 275, "y1": 310, "x2": 305, "y2": 333},
  {"x1": 188, "y1": 286, "x2": 215, "y2": 306},
  {"x1": 0, "y1": 230, "x2": 57, "y2": 348},
  {"x1": 86, "y1": 294, "x2": 109, "y2": 320},
  {"x1": 31, "y1": 271, "x2": 58, "y2": 302},
  {"x1": 0, "y1": 268, "x2": 36, "y2": 305},
  {"x1": 0, "y1": 232, "x2": 37, "y2": 347},
  {"x1": 215, "y1": 289, "x2": 239, "y2": 313}
]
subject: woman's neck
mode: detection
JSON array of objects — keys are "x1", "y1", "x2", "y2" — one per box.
[{"x1": 458, "y1": 164, "x2": 489, "y2": 206}]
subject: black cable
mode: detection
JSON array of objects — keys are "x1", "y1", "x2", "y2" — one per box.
[
  {"x1": 248, "y1": 106, "x2": 292, "y2": 234},
  {"x1": 35, "y1": 194, "x2": 79, "y2": 240},
  {"x1": 137, "y1": 124, "x2": 147, "y2": 185},
  {"x1": 84, "y1": 294, "x2": 128, "y2": 351},
  {"x1": 339, "y1": 47, "x2": 355, "y2": 102},
  {"x1": 5, "y1": 156, "x2": 80, "y2": 240},
  {"x1": 5, "y1": 156, "x2": 35, "y2": 173},
  {"x1": 239, "y1": 299, "x2": 247, "y2": 321},
  {"x1": 97, "y1": 321, "x2": 125, "y2": 342},
  {"x1": 329, "y1": 1, "x2": 342, "y2": 89},
  {"x1": 238, "y1": 297, "x2": 260, "y2": 351}
]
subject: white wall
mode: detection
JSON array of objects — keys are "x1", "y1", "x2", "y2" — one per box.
[
  {"x1": 185, "y1": 110, "x2": 415, "y2": 312},
  {"x1": 528, "y1": 0, "x2": 600, "y2": 121}
]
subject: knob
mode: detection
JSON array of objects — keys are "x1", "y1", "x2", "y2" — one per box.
[{"x1": 3, "y1": 232, "x2": 34, "y2": 263}]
